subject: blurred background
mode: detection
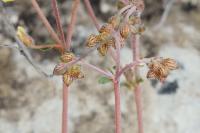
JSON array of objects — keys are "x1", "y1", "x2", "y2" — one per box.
[{"x1": 0, "y1": 0, "x2": 200, "y2": 133}]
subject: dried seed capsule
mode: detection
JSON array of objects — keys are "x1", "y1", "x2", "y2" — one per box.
[
  {"x1": 99, "y1": 24, "x2": 113, "y2": 34},
  {"x1": 97, "y1": 43, "x2": 108, "y2": 56},
  {"x1": 60, "y1": 52, "x2": 75, "y2": 63},
  {"x1": 63, "y1": 73, "x2": 73, "y2": 86},
  {"x1": 17, "y1": 26, "x2": 34, "y2": 47},
  {"x1": 69, "y1": 65, "x2": 84, "y2": 79},
  {"x1": 108, "y1": 16, "x2": 120, "y2": 29},
  {"x1": 137, "y1": 25, "x2": 145, "y2": 34},
  {"x1": 161, "y1": 58, "x2": 178, "y2": 70},
  {"x1": 120, "y1": 23, "x2": 130, "y2": 39},
  {"x1": 129, "y1": 16, "x2": 141, "y2": 25},
  {"x1": 131, "y1": 25, "x2": 145, "y2": 35},
  {"x1": 146, "y1": 58, "x2": 178, "y2": 81},
  {"x1": 86, "y1": 34, "x2": 99, "y2": 47},
  {"x1": 106, "y1": 38, "x2": 115, "y2": 47},
  {"x1": 97, "y1": 32, "x2": 110, "y2": 42}
]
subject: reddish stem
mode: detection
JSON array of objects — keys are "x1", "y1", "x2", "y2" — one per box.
[
  {"x1": 83, "y1": 0, "x2": 101, "y2": 31},
  {"x1": 134, "y1": 85, "x2": 144, "y2": 133},
  {"x1": 62, "y1": 84, "x2": 68, "y2": 133},
  {"x1": 132, "y1": 35, "x2": 144, "y2": 133},
  {"x1": 81, "y1": 61, "x2": 113, "y2": 79},
  {"x1": 51, "y1": 0, "x2": 66, "y2": 46},
  {"x1": 113, "y1": 79, "x2": 122, "y2": 133},
  {"x1": 65, "y1": 0, "x2": 80, "y2": 50}
]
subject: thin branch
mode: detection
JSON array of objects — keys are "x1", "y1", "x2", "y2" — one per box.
[
  {"x1": 65, "y1": 0, "x2": 80, "y2": 50},
  {"x1": 51, "y1": 0, "x2": 66, "y2": 46},
  {"x1": 31, "y1": 0, "x2": 62, "y2": 45},
  {"x1": 113, "y1": 32, "x2": 121, "y2": 76},
  {"x1": 0, "y1": 44, "x2": 18, "y2": 49},
  {"x1": 132, "y1": 35, "x2": 140, "y2": 61},
  {"x1": 118, "y1": 4, "x2": 132, "y2": 16},
  {"x1": 120, "y1": 0, "x2": 129, "y2": 5},
  {"x1": 134, "y1": 85, "x2": 144, "y2": 133},
  {"x1": 154, "y1": 0, "x2": 176, "y2": 29},
  {"x1": 83, "y1": 0, "x2": 101, "y2": 31},
  {"x1": 0, "y1": 1, "x2": 52, "y2": 77},
  {"x1": 131, "y1": 34, "x2": 144, "y2": 133},
  {"x1": 116, "y1": 62, "x2": 138, "y2": 79},
  {"x1": 31, "y1": 43, "x2": 63, "y2": 50},
  {"x1": 81, "y1": 61, "x2": 113, "y2": 79}
]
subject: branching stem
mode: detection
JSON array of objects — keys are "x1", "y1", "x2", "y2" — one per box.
[
  {"x1": 65, "y1": 0, "x2": 80, "y2": 50},
  {"x1": 83, "y1": 0, "x2": 101, "y2": 31},
  {"x1": 51, "y1": 0, "x2": 66, "y2": 46},
  {"x1": 31, "y1": 0, "x2": 62, "y2": 45}
]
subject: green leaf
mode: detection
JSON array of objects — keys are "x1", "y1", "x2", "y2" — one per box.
[{"x1": 98, "y1": 77, "x2": 111, "y2": 84}]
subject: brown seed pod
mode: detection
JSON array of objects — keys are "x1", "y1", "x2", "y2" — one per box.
[
  {"x1": 60, "y1": 52, "x2": 75, "y2": 63},
  {"x1": 138, "y1": 25, "x2": 146, "y2": 34},
  {"x1": 129, "y1": 16, "x2": 141, "y2": 25},
  {"x1": 99, "y1": 24, "x2": 113, "y2": 34},
  {"x1": 108, "y1": 16, "x2": 120, "y2": 29},
  {"x1": 86, "y1": 34, "x2": 99, "y2": 47},
  {"x1": 130, "y1": 25, "x2": 145, "y2": 35},
  {"x1": 63, "y1": 73, "x2": 73, "y2": 86},
  {"x1": 161, "y1": 58, "x2": 178, "y2": 70},
  {"x1": 17, "y1": 26, "x2": 34, "y2": 47},
  {"x1": 69, "y1": 65, "x2": 84, "y2": 79},
  {"x1": 97, "y1": 32, "x2": 111, "y2": 42},
  {"x1": 97, "y1": 43, "x2": 109, "y2": 56},
  {"x1": 146, "y1": 58, "x2": 178, "y2": 81},
  {"x1": 120, "y1": 23, "x2": 130, "y2": 39},
  {"x1": 106, "y1": 38, "x2": 115, "y2": 47}
]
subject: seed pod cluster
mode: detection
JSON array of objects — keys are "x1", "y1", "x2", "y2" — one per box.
[
  {"x1": 86, "y1": 19, "x2": 118, "y2": 56},
  {"x1": 54, "y1": 52, "x2": 84, "y2": 86},
  {"x1": 60, "y1": 52, "x2": 75, "y2": 63},
  {"x1": 86, "y1": 0, "x2": 145, "y2": 56},
  {"x1": 146, "y1": 58, "x2": 178, "y2": 81},
  {"x1": 63, "y1": 65, "x2": 84, "y2": 86},
  {"x1": 120, "y1": 23, "x2": 130, "y2": 39}
]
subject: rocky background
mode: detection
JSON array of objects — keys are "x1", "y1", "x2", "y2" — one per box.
[{"x1": 0, "y1": 0, "x2": 200, "y2": 133}]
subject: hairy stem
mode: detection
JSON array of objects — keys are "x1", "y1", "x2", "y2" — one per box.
[
  {"x1": 132, "y1": 35, "x2": 144, "y2": 133},
  {"x1": 134, "y1": 85, "x2": 144, "y2": 133},
  {"x1": 113, "y1": 33, "x2": 121, "y2": 75},
  {"x1": 65, "y1": 0, "x2": 80, "y2": 50},
  {"x1": 113, "y1": 79, "x2": 122, "y2": 133},
  {"x1": 31, "y1": 0, "x2": 62, "y2": 45},
  {"x1": 83, "y1": 0, "x2": 101, "y2": 31},
  {"x1": 51, "y1": 0, "x2": 66, "y2": 46},
  {"x1": 62, "y1": 84, "x2": 68, "y2": 133}
]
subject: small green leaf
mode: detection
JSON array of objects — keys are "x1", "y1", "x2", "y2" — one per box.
[{"x1": 98, "y1": 77, "x2": 111, "y2": 84}]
